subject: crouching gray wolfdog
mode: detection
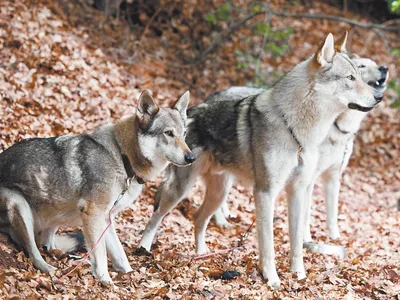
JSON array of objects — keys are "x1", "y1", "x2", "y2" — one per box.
[
  {"x1": 138, "y1": 33, "x2": 383, "y2": 288},
  {"x1": 208, "y1": 56, "x2": 389, "y2": 242},
  {"x1": 0, "y1": 90, "x2": 194, "y2": 283}
]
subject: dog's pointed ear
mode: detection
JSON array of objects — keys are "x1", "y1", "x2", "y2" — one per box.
[
  {"x1": 136, "y1": 90, "x2": 159, "y2": 124},
  {"x1": 173, "y1": 90, "x2": 190, "y2": 120},
  {"x1": 314, "y1": 33, "x2": 335, "y2": 67},
  {"x1": 335, "y1": 31, "x2": 348, "y2": 53},
  {"x1": 352, "y1": 53, "x2": 360, "y2": 59}
]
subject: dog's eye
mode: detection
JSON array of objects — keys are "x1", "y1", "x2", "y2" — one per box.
[
  {"x1": 165, "y1": 130, "x2": 174, "y2": 137},
  {"x1": 347, "y1": 75, "x2": 355, "y2": 81},
  {"x1": 358, "y1": 65, "x2": 365, "y2": 68}
]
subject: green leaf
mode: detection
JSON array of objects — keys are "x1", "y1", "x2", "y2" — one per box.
[
  {"x1": 390, "y1": 0, "x2": 400, "y2": 12},
  {"x1": 205, "y1": 13, "x2": 217, "y2": 25},
  {"x1": 391, "y1": 48, "x2": 400, "y2": 56},
  {"x1": 390, "y1": 98, "x2": 400, "y2": 108},
  {"x1": 235, "y1": 50, "x2": 243, "y2": 56},
  {"x1": 253, "y1": 22, "x2": 271, "y2": 36},
  {"x1": 251, "y1": 4, "x2": 263, "y2": 13},
  {"x1": 216, "y1": 3, "x2": 231, "y2": 21}
]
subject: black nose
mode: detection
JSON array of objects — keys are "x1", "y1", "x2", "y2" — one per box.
[
  {"x1": 184, "y1": 153, "x2": 196, "y2": 164},
  {"x1": 379, "y1": 65, "x2": 388, "y2": 73},
  {"x1": 374, "y1": 92, "x2": 383, "y2": 103}
]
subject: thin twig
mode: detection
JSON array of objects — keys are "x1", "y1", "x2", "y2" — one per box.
[
  {"x1": 254, "y1": 4, "x2": 271, "y2": 76},
  {"x1": 139, "y1": 4, "x2": 165, "y2": 44},
  {"x1": 372, "y1": 28, "x2": 392, "y2": 53},
  {"x1": 192, "y1": 219, "x2": 256, "y2": 261},
  {"x1": 192, "y1": 247, "x2": 241, "y2": 261}
]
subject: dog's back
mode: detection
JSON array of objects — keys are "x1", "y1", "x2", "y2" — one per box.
[{"x1": 0, "y1": 132, "x2": 118, "y2": 208}]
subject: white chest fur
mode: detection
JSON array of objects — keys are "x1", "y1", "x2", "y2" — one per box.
[{"x1": 112, "y1": 182, "x2": 143, "y2": 216}]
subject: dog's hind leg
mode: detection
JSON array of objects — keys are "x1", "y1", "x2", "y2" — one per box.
[
  {"x1": 194, "y1": 172, "x2": 232, "y2": 254},
  {"x1": 212, "y1": 175, "x2": 234, "y2": 227},
  {"x1": 1, "y1": 189, "x2": 56, "y2": 272},
  {"x1": 321, "y1": 167, "x2": 341, "y2": 240},
  {"x1": 106, "y1": 223, "x2": 132, "y2": 273},
  {"x1": 138, "y1": 164, "x2": 199, "y2": 252}
]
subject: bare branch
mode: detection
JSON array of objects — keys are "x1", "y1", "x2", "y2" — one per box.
[
  {"x1": 184, "y1": 4, "x2": 400, "y2": 65},
  {"x1": 269, "y1": 8, "x2": 400, "y2": 31},
  {"x1": 185, "y1": 10, "x2": 265, "y2": 64}
]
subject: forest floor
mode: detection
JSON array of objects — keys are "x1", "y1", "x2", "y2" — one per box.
[{"x1": 0, "y1": 0, "x2": 399, "y2": 298}]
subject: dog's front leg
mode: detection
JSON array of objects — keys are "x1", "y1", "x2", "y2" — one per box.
[
  {"x1": 80, "y1": 200, "x2": 111, "y2": 283},
  {"x1": 287, "y1": 149, "x2": 318, "y2": 280},
  {"x1": 254, "y1": 187, "x2": 281, "y2": 289},
  {"x1": 106, "y1": 223, "x2": 132, "y2": 273},
  {"x1": 254, "y1": 151, "x2": 295, "y2": 289},
  {"x1": 321, "y1": 168, "x2": 341, "y2": 240}
]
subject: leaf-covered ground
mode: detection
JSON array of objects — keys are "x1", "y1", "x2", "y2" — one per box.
[{"x1": 0, "y1": 0, "x2": 399, "y2": 298}]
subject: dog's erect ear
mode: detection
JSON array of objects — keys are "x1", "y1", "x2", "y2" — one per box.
[
  {"x1": 173, "y1": 90, "x2": 190, "y2": 120},
  {"x1": 352, "y1": 53, "x2": 360, "y2": 59},
  {"x1": 136, "y1": 90, "x2": 159, "y2": 124},
  {"x1": 314, "y1": 33, "x2": 335, "y2": 67},
  {"x1": 335, "y1": 31, "x2": 348, "y2": 53}
]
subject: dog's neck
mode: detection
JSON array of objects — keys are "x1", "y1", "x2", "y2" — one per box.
[
  {"x1": 270, "y1": 59, "x2": 347, "y2": 148},
  {"x1": 335, "y1": 110, "x2": 366, "y2": 134},
  {"x1": 113, "y1": 116, "x2": 153, "y2": 181}
]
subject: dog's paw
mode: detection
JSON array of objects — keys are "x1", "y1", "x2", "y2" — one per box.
[
  {"x1": 94, "y1": 272, "x2": 113, "y2": 284},
  {"x1": 328, "y1": 228, "x2": 341, "y2": 240},
  {"x1": 196, "y1": 244, "x2": 210, "y2": 256},
  {"x1": 267, "y1": 278, "x2": 281, "y2": 290},
  {"x1": 36, "y1": 261, "x2": 57, "y2": 273},
  {"x1": 112, "y1": 263, "x2": 133, "y2": 273},
  {"x1": 290, "y1": 262, "x2": 306, "y2": 281},
  {"x1": 260, "y1": 261, "x2": 281, "y2": 289},
  {"x1": 303, "y1": 231, "x2": 313, "y2": 243},
  {"x1": 135, "y1": 246, "x2": 152, "y2": 256},
  {"x1": 264, "y1": 271, "x2": 281, "y2": 290},
  {"x1": 215, "y1": 218, "x2": 233, "y2": 228}
]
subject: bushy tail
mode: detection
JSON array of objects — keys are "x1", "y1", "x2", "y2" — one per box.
[{"x1": 54, "y1": 231, "x2": 85, "y2": 253}]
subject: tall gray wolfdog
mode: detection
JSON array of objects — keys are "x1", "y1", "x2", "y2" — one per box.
[
  {"x1": 207, "y1": 56, "x2": 389, "y2": 243},
  {"x1": 0, "y1": 90, "x2": 194, "y2": 283},
  {"x1": 138, "y1": 33, "x2": 383, "y2": 288}
]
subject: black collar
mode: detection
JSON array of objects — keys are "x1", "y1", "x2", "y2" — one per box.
[
  {"x1": 334, "y1": 121, "x2": 351, "y2": 135},
  {"x1": 122, "y1": 154, "x2": 145, "y2": 184}
]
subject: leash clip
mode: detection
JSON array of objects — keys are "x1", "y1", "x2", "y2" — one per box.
[{"x1": 115, "y1": 177, "x2": 133, "y2": 206}]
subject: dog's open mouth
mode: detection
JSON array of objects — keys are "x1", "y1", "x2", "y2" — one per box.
[
  {"x1": 348, "y1": 102, "x2": 374, "y2": 112},
  {"x1": 369, "y1": 74, "x2": 389, "y2": 91},
  {"x1": 376, "y1": 78, "x2": 386, "y2": 86}
]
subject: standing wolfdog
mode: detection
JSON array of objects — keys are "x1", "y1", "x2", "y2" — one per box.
[
  {"x1": 0, "y1": 90, "x2": 194, "y2": 283},
  {"x1": 138, "y1": 33, "x2": 382, "y2": 288},
  {"x1": 206, "y1": 56, "x2": 389, "y2": 240}
]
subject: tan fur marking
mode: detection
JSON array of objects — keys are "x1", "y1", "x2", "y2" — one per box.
[
  {"x1": 175, "y1": 136, "x2": 191, "y2": 154},
  {"x1": 311, "y1": 40, "x2": 326, "y2": 70},
  {"x1": 334, "y1": 31, "x2": 348, "y2": 53},
  {"x1": 114, "y1": 116, "x2": 153, "y2": 179}
]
